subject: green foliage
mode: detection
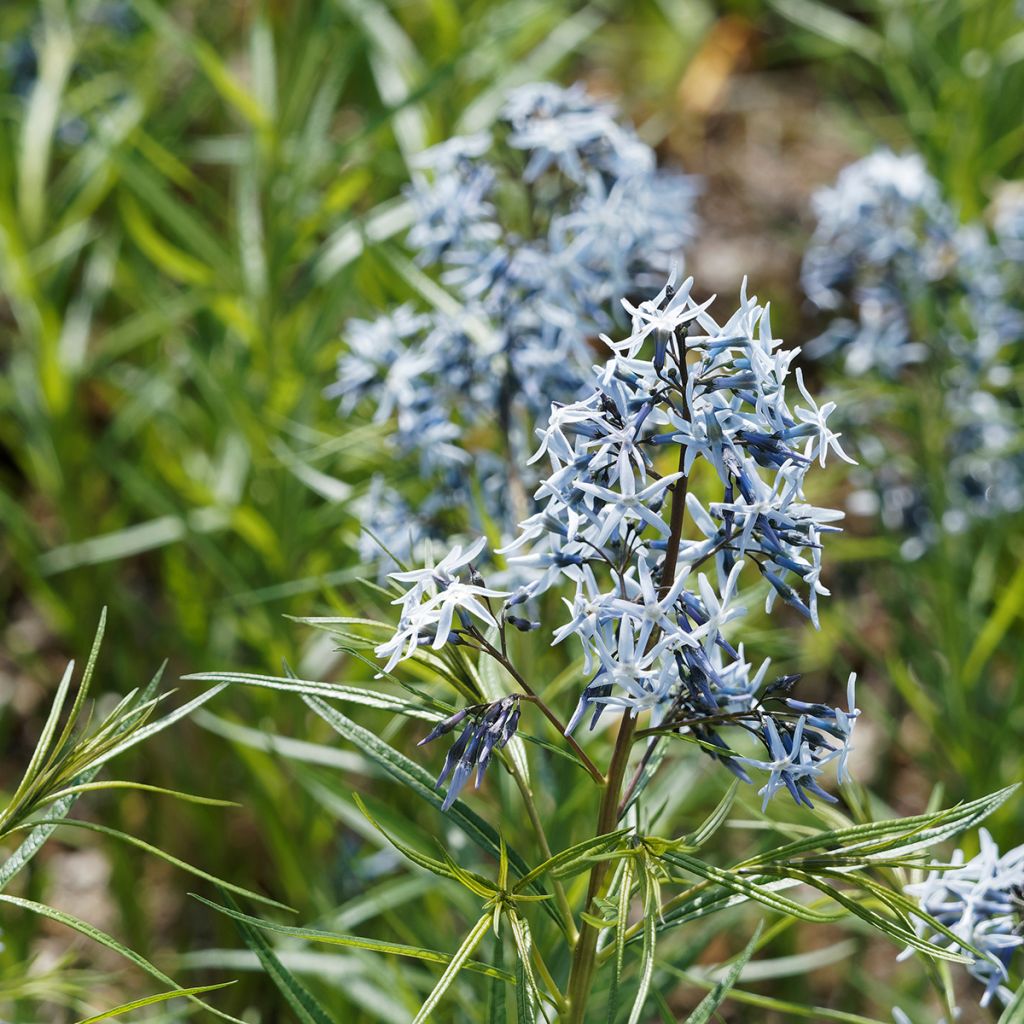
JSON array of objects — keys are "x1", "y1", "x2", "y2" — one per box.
[
  {"x1": 0, "y1": 613, "x2": 237, "y2": 1021},
  {"x1": 769, "y1": 0, "x2": 1024, "y2": 214}
]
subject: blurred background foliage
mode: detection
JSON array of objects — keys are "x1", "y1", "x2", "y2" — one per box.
[{"x1": 0, "y1": 0, "x2": 1021, "y2": 1020}]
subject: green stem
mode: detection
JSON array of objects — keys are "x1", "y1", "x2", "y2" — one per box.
[
  {"x1": 474, "y1": 634, "x2": 605, "y2": 785},
  {"x1": 562, "y1": 329, "x2": 692, "y2": 1023},
  {"x1": 508, "y1": 758, "x2": 579, "y2": 945},
  {"x1": 562, "y1": 715, "x2": 636, "y2": 1023}
]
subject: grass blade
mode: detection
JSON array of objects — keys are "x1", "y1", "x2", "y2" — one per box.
[
  {"x1": 0, "y1": 894, "x2": 242, "y2": 1023},
  {"x1": 74, "y1": 983, "x2": 236, "y2": 1024},
  {"x1": 191, "y1": 894, "x2": 514, "y2": 981},
  {"x1": 684, "y1": 923, "x2": 763, "y2": 1024}
]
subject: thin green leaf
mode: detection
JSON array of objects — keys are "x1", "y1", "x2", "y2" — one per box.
[
  {"x1": 0, "y1": 895, "x2": 243, "y2": 1024},
  {"x1": 412, "y1": 913, "x2": 492, "y2": 1024},
  {"x1": 40, "y1": 781, "x2": 238, "y2": 808},
  {"x1": 684, "y1": 922, "x2": 763, "y2": 1024},
  {"x1": 514, "y1": 830, "x2": 630, "y2": 892},
  {"x1": 302, "y1": 695, "x2": 560, "y2": 925},
  {"x1": 782, "y1": 869, "x2": 973, "y2": 964},
  {"x1": 219, "y1": 892, "x2": 335, "y2": 1024},
  {"x1": 744, "y1": 786, "x2": 1017, "y2": 867},
  {"x1": 74, "y1": 982, "x2": 236, "y2": 1024},
  {"x1": 608, "y1": 857, "x2": 634, "y2": 1024},
  {"x1": 662, "y1": 852, "x2": 842, "y2": 924},
  {"x1": 86, "y1": 683, "x2": 228, "y2": 773},
  {"x1": 54, "y1": 608, "x2": 106, "y2": 755},
  {"x1": 689, "y1": 780, "x2": 739, "y2": 849},
  {"x1": 353, "y1": 793, "x2": 457, "y2": 880},
  {"x1": 20, "y1": 818, "x2": 292, "y2": 912},
  {"x1": 506, "y1": 910, "x2": 549, "y2": 1018},
  {"x1": 183, "y1": 671, "x2": 441, "y2": 721},
  {"x1": 998, "y1": 978, "x2": 1024, "y2": 1024},
  {"x1": 627, "y1": 865, "x2": 658, "y2": 1024},
  {"x1": 190, "y1": 894, "x2": 513, "y2": 982}
]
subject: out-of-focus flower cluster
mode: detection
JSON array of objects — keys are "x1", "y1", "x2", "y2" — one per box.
[
  {"x1": 329, "y1": 83, "x2": 699, "y2": 567},
  {"x1": 374, "y1": 269, "x2": 859, "y2": 812},
  {"x1": 1, "y1": 4, "x2": 140, "y2": 146},
  {"x1": 902, "y1": 829, "x2": 1024, "y2": 1008},
  {"x1": 803, "y1": 150, "x2": 1024, "y2": 556}
]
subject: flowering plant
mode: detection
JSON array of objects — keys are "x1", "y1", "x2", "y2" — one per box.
[
  {"x1": 803, "y1": 150, "x2": 1024, "y2": 556},
  {"x1": 327, "y1": 83, "x2": 698, "y2": 567},
  {"x1": 198, "y1": 270, "x2": 1018, "y2": 1022}
]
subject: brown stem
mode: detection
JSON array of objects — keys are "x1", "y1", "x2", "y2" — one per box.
[{"x1": 473, "y1": 633, "x2": 605, "y2": 785}]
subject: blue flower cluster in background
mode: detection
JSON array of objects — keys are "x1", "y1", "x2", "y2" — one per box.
[
  {"x1": 803, "y1": 150, "x2": 1024, "y2": 556},
  {"x1": 376, "y1": 270, "x2": 859, "y2": 812},
  {"x1": 902, "y1": 829, "x2": 1024, "y2": 1008},
  {"x1": 329, "y1": 82, "x2": 699, "y2": 566}
]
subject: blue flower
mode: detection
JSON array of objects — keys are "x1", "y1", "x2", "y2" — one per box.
[
  {"x1": 903, "y1": 829, "x2": 1024, "y2": 1007},
  {"x1": 331, "y1": 82, "x2": 699, "y2": 554}
]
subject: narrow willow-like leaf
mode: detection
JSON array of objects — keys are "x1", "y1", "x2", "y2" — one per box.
[
  {"x1": 0, "y1": 661, "x2": 170, "y2": 891},
  {"x1": 515, "y1": 934, "x2": 537, "y2": 1024},
  {"x1": 191, "y1": 894, "x2": 514, "y2": 982},
  {"x1": 40, "y1": 781, "x2": 238, "y2": 808},
  {"x1": 2, "y1": 661, "x2": 75, "y2": 824},
  {"x1": 506, "y1": 911, "x2": 548, "y2": 1020},
  {"x1": 0, "y1": 786, "x2": 84, "y2": 892},
  {"x1": 53, "y1": 608, "x2": 107, "y2": 757},
  {"x1": 830, "y1": 870, "x2": 985, "y2": 959},
  {"x1": 183, "y1": 671, "x2": 442, "y2": 722},
  {"x1": 651, "y1": 879, "x2": 805, "y2": 937},
  {"x1": 999, "y1": 978, "x2": 1024, "y2": 1024},
  {"x1": 87, "y1": 683, "x2": 229, "y2": 772},
  {"x1": 440, "y1": 849, "x2": 498, "y2": 900},
  {"x1": 627, "y1": 865, "x2": 658, "y2": 1024},
  {"x1": 666, "y1": 968, "x2": 887, "y2": 1024},
  {"x1": 744, "y1": 785, "x2": 1017, "y2": 867},
  {"x1": 74, "y1": 982, "x2": 235, "y2": 1024},
  {"x1": 662, "y1": 852, "x2": 842, "y2": 924},
  {"x1": 781, "y1": 869, "x2": 974, "y2": 963},
  {"x1": 683, "y1": 922, "x2": 763, "y2": 1024},
  {"x1": 353, "y1": 794, "x2": 457, "y2": 880},
  {"x1": 0, "y1": 895, "x2": 243, "y2": 1024},
  {"x1": 22, "y1": 819, "x2": 292, "y2": 912},
  {"x1": 688, "y1": 780, "x2": 739, "y2": 849},
  {"x1": 514, "y1": 830, "x2": 630, "y2": 892},
  {"x1": 302, "y1": 695, "x2": 559, "y2": 924},
  {"x1": 619, "y1": 738, "x2": 669, "y2": 818},
  {"x1": 608, "y1": 856, "x2": 635, "y2": 1024},
  {"x1": 412, "y1": 913, "x2": 492, "y2": 1024},
  {"x1": 221, "y1": 892, "x2": 335, "y2": 1024}
]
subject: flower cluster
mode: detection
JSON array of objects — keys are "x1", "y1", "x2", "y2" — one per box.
[
  {"x1": 330, "y1": 82, "x2": 699, "y2": 562},
  {"x1": 802, "y1": 150, "x2": 1024, "y2": 554},
  {"x1": 375, "y1": 270, "x2": 859, "y2": 812},
  {"x1": 901, "y1": 829, "x2": 1024, "y2": 1007},
  {"x1": 375, "y1": 537, "x2": 508, "y2": 674},
  {"x1": 418, "y1": 697, "x2": 522, "y2": 811}
]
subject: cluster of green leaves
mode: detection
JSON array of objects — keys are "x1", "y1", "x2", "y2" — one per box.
[
  {"x1": 0, "y1": 611, "x2": 253, "y2": 1022},
  {"x1": 188, "y1": 608, "x2": 1023, "y2": 1022}
]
